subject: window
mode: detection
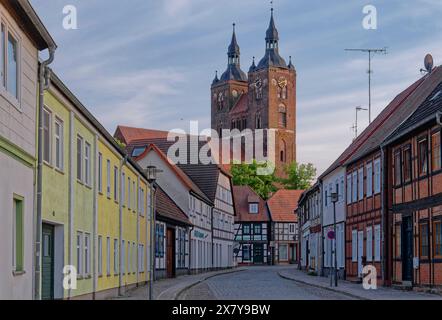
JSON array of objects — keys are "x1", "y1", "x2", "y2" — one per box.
[
  {"x1": 12, "y1": 197, "x2": 24, "y2": 272},
  {"x1": 106, "y1": 160, "x2": 111, "y2": 197},
  {"x1": 374, "y1": 159, "x2": 381, "y2": 194},
  {"x1": 133, "y1": 181, "x2": 136, "y2": 211},
  {"x1": 54, "y1": 118, "x2": 64, "y2": 170},
  {"x1": 76, "y1": 232, "x2": 83, "y2": 276},
  {"x1": 128, "y1": 177, "x2": 131, "y2": 210},
  {"x1": 97, "y1": 153, "x2": 103, "y2": 193},
  {"x1": 395, "y1": 225, "x2": 401, "y2": 258},
  {"x1": 358, "y1": 168, "x2": 364, "y2": 200},
  {"x1": 0, "y1": 24, "x2": 5, "y2": 87},
  {"x1": 352, "y1": 171, "x2": 358, "y2": 203},
  {"x1": 106, "y1": 237, "x2": 110, "y2": 276},
  {"x1": 404, "y1": 147, "x2": 412, "y2": 182},
  {"x1": 140, "y1": 188, "x2": 145, "y2": 216},
  {"x1": 255, "y1": 224, "x2": 262, "y2": 235},
  {"x1": 394, "y1": 151, "x2": 402, "y2": 186},
  {"x1": 432, "y1": 132, "x2": 441, "y2": 171},
  {"x1": 43, "y1": 108, "x2": 51, "y2": 163},
  {"x1": 366, "y1": 163, "x2": 373, "y2": 197},
  {"x1": 243, "y1": 245, "x2": 251, "y2": 261},
  {"x1": 249, "y1": 203, "x2": 258, "y2": 214},
  {"x1": 324, "y1": 189, "x2": 328, "y2": 207},
  {"x1": 122, "y1": 172, "x2": 126, "y2": 207},
  {"x1": 114, "y1": 239, "x2": 118, "y2": 274},
  {"x1": 114, "y1": 167, "x2": 118, "y2": 202},
  {"x1": 121, "y1": 240, "x2": 125, "y2": 274},
  {"x1": 98, "y1": 236, "x2": 102, "y2": 276},
  {"x1": 7, "y1": 32, "x2": 18, "y2": 99},
  {"x1": 366, "y1": 227, "x2": 373, "y2": 262},
  {"x1": 77, "y1": 136, "x2": 83, "y2": 181},
  {"x1": 420, "y1": 223, "x2": 429, "y2": 258},
  {"x1": 84, "y1": 143, "x2": 91, "y2": 186},
  {"x1": 279, "y1": 244, "x2": 288, "y2": 261},
  {"x1": 352, "y1": 230, "x2": 357, "y2": 262},
  {"x1": 156, "y1": 224, "x2": 165, "y2": 258},
  {"x1": 132, "y1": 147, "x2": 146, "y2": 158},
  {"x1": 84, "y1": 233, "x2": 90, "y2": 276},
  {"x1": 418, "y1": 138, "x2": 428, "y2": 175},
  {"x1": 347, "y1": 175, "x2": 352, "y2": 204},
  {"x1": 434, "y1": 221, "x2": 442, "y2": 257},
  {"x1": 340, "y1": 177, "x2": 344, "y2": 202},
  {"x1": 374, "y1": 225, "x2": 381, "y2": 262},
  {"x1": 243, "y1": 224, "x2": 251, "y2": 235},
  {"x1": 279, "y1": 110, "x2": 287, "y2": 128}
]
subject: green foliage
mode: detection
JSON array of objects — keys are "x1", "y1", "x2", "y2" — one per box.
[
  {"x1": 231, "y1": 160, "x2": 278, "y2": 200},
  {"x1": 114, "y1": 138, "x2": 127, "y2": 150},
  {"x1": 280, "y1": 162, "x2": 317, "y2": 190}
]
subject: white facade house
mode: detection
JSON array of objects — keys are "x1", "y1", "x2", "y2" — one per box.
[
  {"x1": 321, "y1": 166, "x2": 346, "y2": 278},
  {"x1": 0, "y1": 1, "x2": 55, "y2": 300}
]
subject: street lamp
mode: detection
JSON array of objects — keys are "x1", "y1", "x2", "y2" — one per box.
[
  {"x1": 145, "y1": 165, "x2": 161, "y2": 300},
  {"x1": 330, "y1": 192, "x2": 339, "y2": 287}
]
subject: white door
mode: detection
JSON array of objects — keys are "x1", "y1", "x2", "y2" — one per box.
[{"x1": 357, "y1": 231, "x2": 364, "y2": 277}]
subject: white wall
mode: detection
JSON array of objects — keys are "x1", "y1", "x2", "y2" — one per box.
[{"x1": 322, "y1": 167, "x2": 346, "y2": 226}]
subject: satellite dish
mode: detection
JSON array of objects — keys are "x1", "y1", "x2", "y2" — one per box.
[{"x1": 424, "y1": 54, "x2": 434, "y2": 73}]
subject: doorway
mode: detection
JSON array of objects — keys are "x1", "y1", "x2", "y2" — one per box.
[
  {"x1": 253, "y1": 244, "x2": 264, "y2": 264},
  {"x1": 42, "y1": 224, "x2": 54, "y2": 300},
  {"x1": 402, "y1": 215, "x2": 413, "y2": 282},
  {"x1": 166, "y1": 228, "x2": 176, "y2": 278}
]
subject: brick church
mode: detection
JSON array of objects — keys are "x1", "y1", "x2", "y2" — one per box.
[{"x1": 211, "y1": 9, "x2": 297, "y2": 177}]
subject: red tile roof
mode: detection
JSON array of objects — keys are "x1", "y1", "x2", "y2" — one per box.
[
  {"x1": 156, "y1": 186, "x2": 191, "y2": 226},
  {"x1": 233, "y1": 186, "x2": 270, "y2": 223},
  {"x1": 115, "y1": 125, "x2": 169, "y2": 145},
  {"x1": 229, "y1": 94, "x2": 248, "y2": 115},
  {"x1": 267, "y1": 189, "x2": 304, "y2": 222}
]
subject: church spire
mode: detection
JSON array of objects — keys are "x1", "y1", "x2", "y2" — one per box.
[
  {"x1": 266, "y1": 7, "x2": 279, "y2": 48},
  {"x1": 219, "y1": 23, "x2": 247, "y2": 82}
]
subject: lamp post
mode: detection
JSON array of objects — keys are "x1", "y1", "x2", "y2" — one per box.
[
  {"x1": 145, "y1": 165, "x2": 161, "y2": 300},
  {"x1": 330, "y1": 192, "x2": 339, "y2": 287}
]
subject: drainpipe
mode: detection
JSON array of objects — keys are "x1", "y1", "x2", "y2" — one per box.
[
  {"x1": 35, "y1": 47, "x2": 56, "y2": 300},
  {"x1": 380, "y1": 146, "x2": 386, "y2": 284},
  {"x1": 118, "y1": 155, "x2": 128, "y2": 296},
  {"x1": 211, "y1": 206, "x2": 214, "y2": 270},
  {"x1": 188, "y1": 225, "x2": 194, "y2": 275}
]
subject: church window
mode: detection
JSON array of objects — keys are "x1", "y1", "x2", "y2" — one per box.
[
  {"x1": 278, "y1": 105, "x2": 287, "y2": 128},
  {"x1": 256, "y1": 113, "x2": 262, "y2": 129},
  {"x1": 280, "y1": 140, "x2": 286, "y2": 163}
]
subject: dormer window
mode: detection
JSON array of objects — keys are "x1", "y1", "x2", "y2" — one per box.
[{"x1": 249, "y1": 203, "x2": 258, "y2": 214}]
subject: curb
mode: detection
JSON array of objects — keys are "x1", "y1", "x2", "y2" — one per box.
[
  {"x1": 174, "y1": 268, "x2": 245, "y2": 300},
  {"x1": 278, "y1": 271, "x2": 368, "y2": 300}
]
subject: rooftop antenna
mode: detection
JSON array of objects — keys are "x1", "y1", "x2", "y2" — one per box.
[
  {"x1": 345, "y1": 47, "x2": 388, "y2": 124},
  {"x1": 420, "y1": 54, "x2": 434, "y2": 74},
  {"x1": 354, "y1": 106, "x2": 368, "y2": 139}
]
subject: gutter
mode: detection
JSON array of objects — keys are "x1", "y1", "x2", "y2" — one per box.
[{"x1": 35, "y1": 46, "x2": 56, "y2": 300}]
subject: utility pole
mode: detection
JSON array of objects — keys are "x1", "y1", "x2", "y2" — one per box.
[{"x1": 345, "y1": 48, "x2": 387, "y2": 124}]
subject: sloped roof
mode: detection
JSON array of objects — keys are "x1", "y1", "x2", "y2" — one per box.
[
  {"x1": 233, "y1": 186, "x2": 270, "y2": 223},
  {"x1": 384, "y1": 73, "x2": 442, "y2": 145},
  {"x1": 229, "y1": 94, "x2": 248, "y2": 116},
  {"x1": 319, "y1": 68, "x2": 439, "y2": 178},
  {"x1": 156, "y1": 186, "x2": 191, "y2": 226},
  {"x1": 267, "y1": 189, "x2": 304, "y2": 222},
  {"x1": 115, "y1": 125, "x2": 169, "y2": 145}
]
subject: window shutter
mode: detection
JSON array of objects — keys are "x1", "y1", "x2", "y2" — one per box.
[{"x1": 352, "y1": 230, "x2": 357, "y2": 262}]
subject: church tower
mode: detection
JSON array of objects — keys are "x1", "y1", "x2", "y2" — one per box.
[
  {"x1": 211, "y1": 24, "x2": 248, "y2": 136},
  {"x1": 248, "y1": 8, "x2": 297, "y2": 177}
]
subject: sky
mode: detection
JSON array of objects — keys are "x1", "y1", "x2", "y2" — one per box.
[{"x1": 30, "y1": 0, "x2": 442, "y2": 175}]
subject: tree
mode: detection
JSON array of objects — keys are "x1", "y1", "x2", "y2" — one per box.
[
  {"x1": 231, "y1": 160, "x2": 279, "y2": 200},
  {"x1": 280, "y1": 162, "x2": 317, "y2": 190}
]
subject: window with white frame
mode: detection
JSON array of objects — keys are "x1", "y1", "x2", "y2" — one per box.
[
  {"x1": 374, "y1": 159, "x2": 381, "y2": 194},
  {"x1": 122, "y1": 172, "x2": 126, "y2": 207},
  {"x1": 374, "y1": 225, "x2": 381, "y2": 261},
  {"x1": 54, "y1": 118, "x2": 64, "y2": 170},
  {"x1": 114, "y1": 239, "x2": 118, "y2": 274},
  {"x1": 98, "y1": 235, "x2": 102, "y2": 276},
  {"x1": 366, "y1": 226, "x2": 373, "y2": 262},
  {"x1": 43, "y1": 108, "x2": 52, "y2": 164},
  {"x1": 352, "y1": 230, "x2": 357, "y2": 262},
  {"x1": 106, "y1": 160, "x2": 111, "y2": 198},
  {"x1": 84, "y1": 233, "x2": 91, "y2": 276},
  {"x1": 128, "y1": 177, "x2": 131, "y2": 210},
  {"x1": 347, "y1": 175, "x2": 352, "y2": 204},
  {"x1": 132, "y1": 242, "x2": 136, "y2": 273},
  {"x1": 352, "y1": 171, "x2": 358, "y2": 203},
  {"x1": 84, "y1": 142, "x2": 91, "y2": 186},
  {"x1": 76, "y1": 232, "x2": 83, "y2": 276},
  {"x1": 106, "y1": 237, "x2": 110, "y2": 276},
  {"x1": 132, "y1": 181, "x2": 136, "y2": 211},
  {"x1": 121, "y1": 240, "x2": 125, "y2": 274},
  {"x1": 77, "y1": 136, "x2": 83, "y2": 181},
  {"x1": 340, "y1": 177, "x2": 344, "y2": 203},
  {"x1": 114, "y1": 166, "x2": 118, "y2": 202},
  {"x1": 1, "y1": 22, "x2": 20, "y2": 102},
  {"x1": 98, "y1": 153, "x2": 103, "y2": 193},
  {"x1": 366, "y1": 162, "x2": 373, "y2": 197},
  {"x1": 249, "y1": 203, "x2": 258, "y2": 214},
  {"x1": 358, "y1": 168, "x2": 364, "y2": 200}
]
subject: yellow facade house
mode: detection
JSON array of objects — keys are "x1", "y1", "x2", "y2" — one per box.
[{"x1": 40, "y1": 70, "x2": 150, "y2": 300}]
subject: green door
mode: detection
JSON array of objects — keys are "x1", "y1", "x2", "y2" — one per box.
[{"x1": 42, "y1": 224, "x2": 54, "y2": 300}]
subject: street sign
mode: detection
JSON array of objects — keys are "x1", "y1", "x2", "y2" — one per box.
[{"x1": 327, "y1": 230, "x2": 336, "y2": 240}]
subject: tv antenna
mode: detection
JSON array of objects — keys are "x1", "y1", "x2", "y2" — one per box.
[{"x1": 345, "y1": 47, "x2": 388, "y2": 124}]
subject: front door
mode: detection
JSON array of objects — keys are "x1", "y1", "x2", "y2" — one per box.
[
  {"x1": 253, "y1": 244, "x2": 264, "y2": 264},
  {"x1": 42, "y1": 224, "x2": 54, "y2": 300},
  {"x1": 166, "y1": 228, "x2": 175, "y2": 278},
  {"x1": 357, "y1": 231, "x2": 364, "y2": 277},
  {"x1": 402, "y1": 216, "x2": 413, "y2": 282}
]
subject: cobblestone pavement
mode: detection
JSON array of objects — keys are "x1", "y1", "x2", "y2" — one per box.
[{"x1": 181, "y1": 266, "x2": 354, "y2": 300}]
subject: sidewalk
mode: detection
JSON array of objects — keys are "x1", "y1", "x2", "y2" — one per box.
[
  {"x1": 278, "y1": 268, "x2": 442, "y2": 300},
  {"x1": 113, "y1": 268, "x2": 244, "y2": 300}
]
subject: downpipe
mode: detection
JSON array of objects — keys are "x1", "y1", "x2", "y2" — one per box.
[{"x1": 35, "y1": 47, "x2": 56, "y2": 300}]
